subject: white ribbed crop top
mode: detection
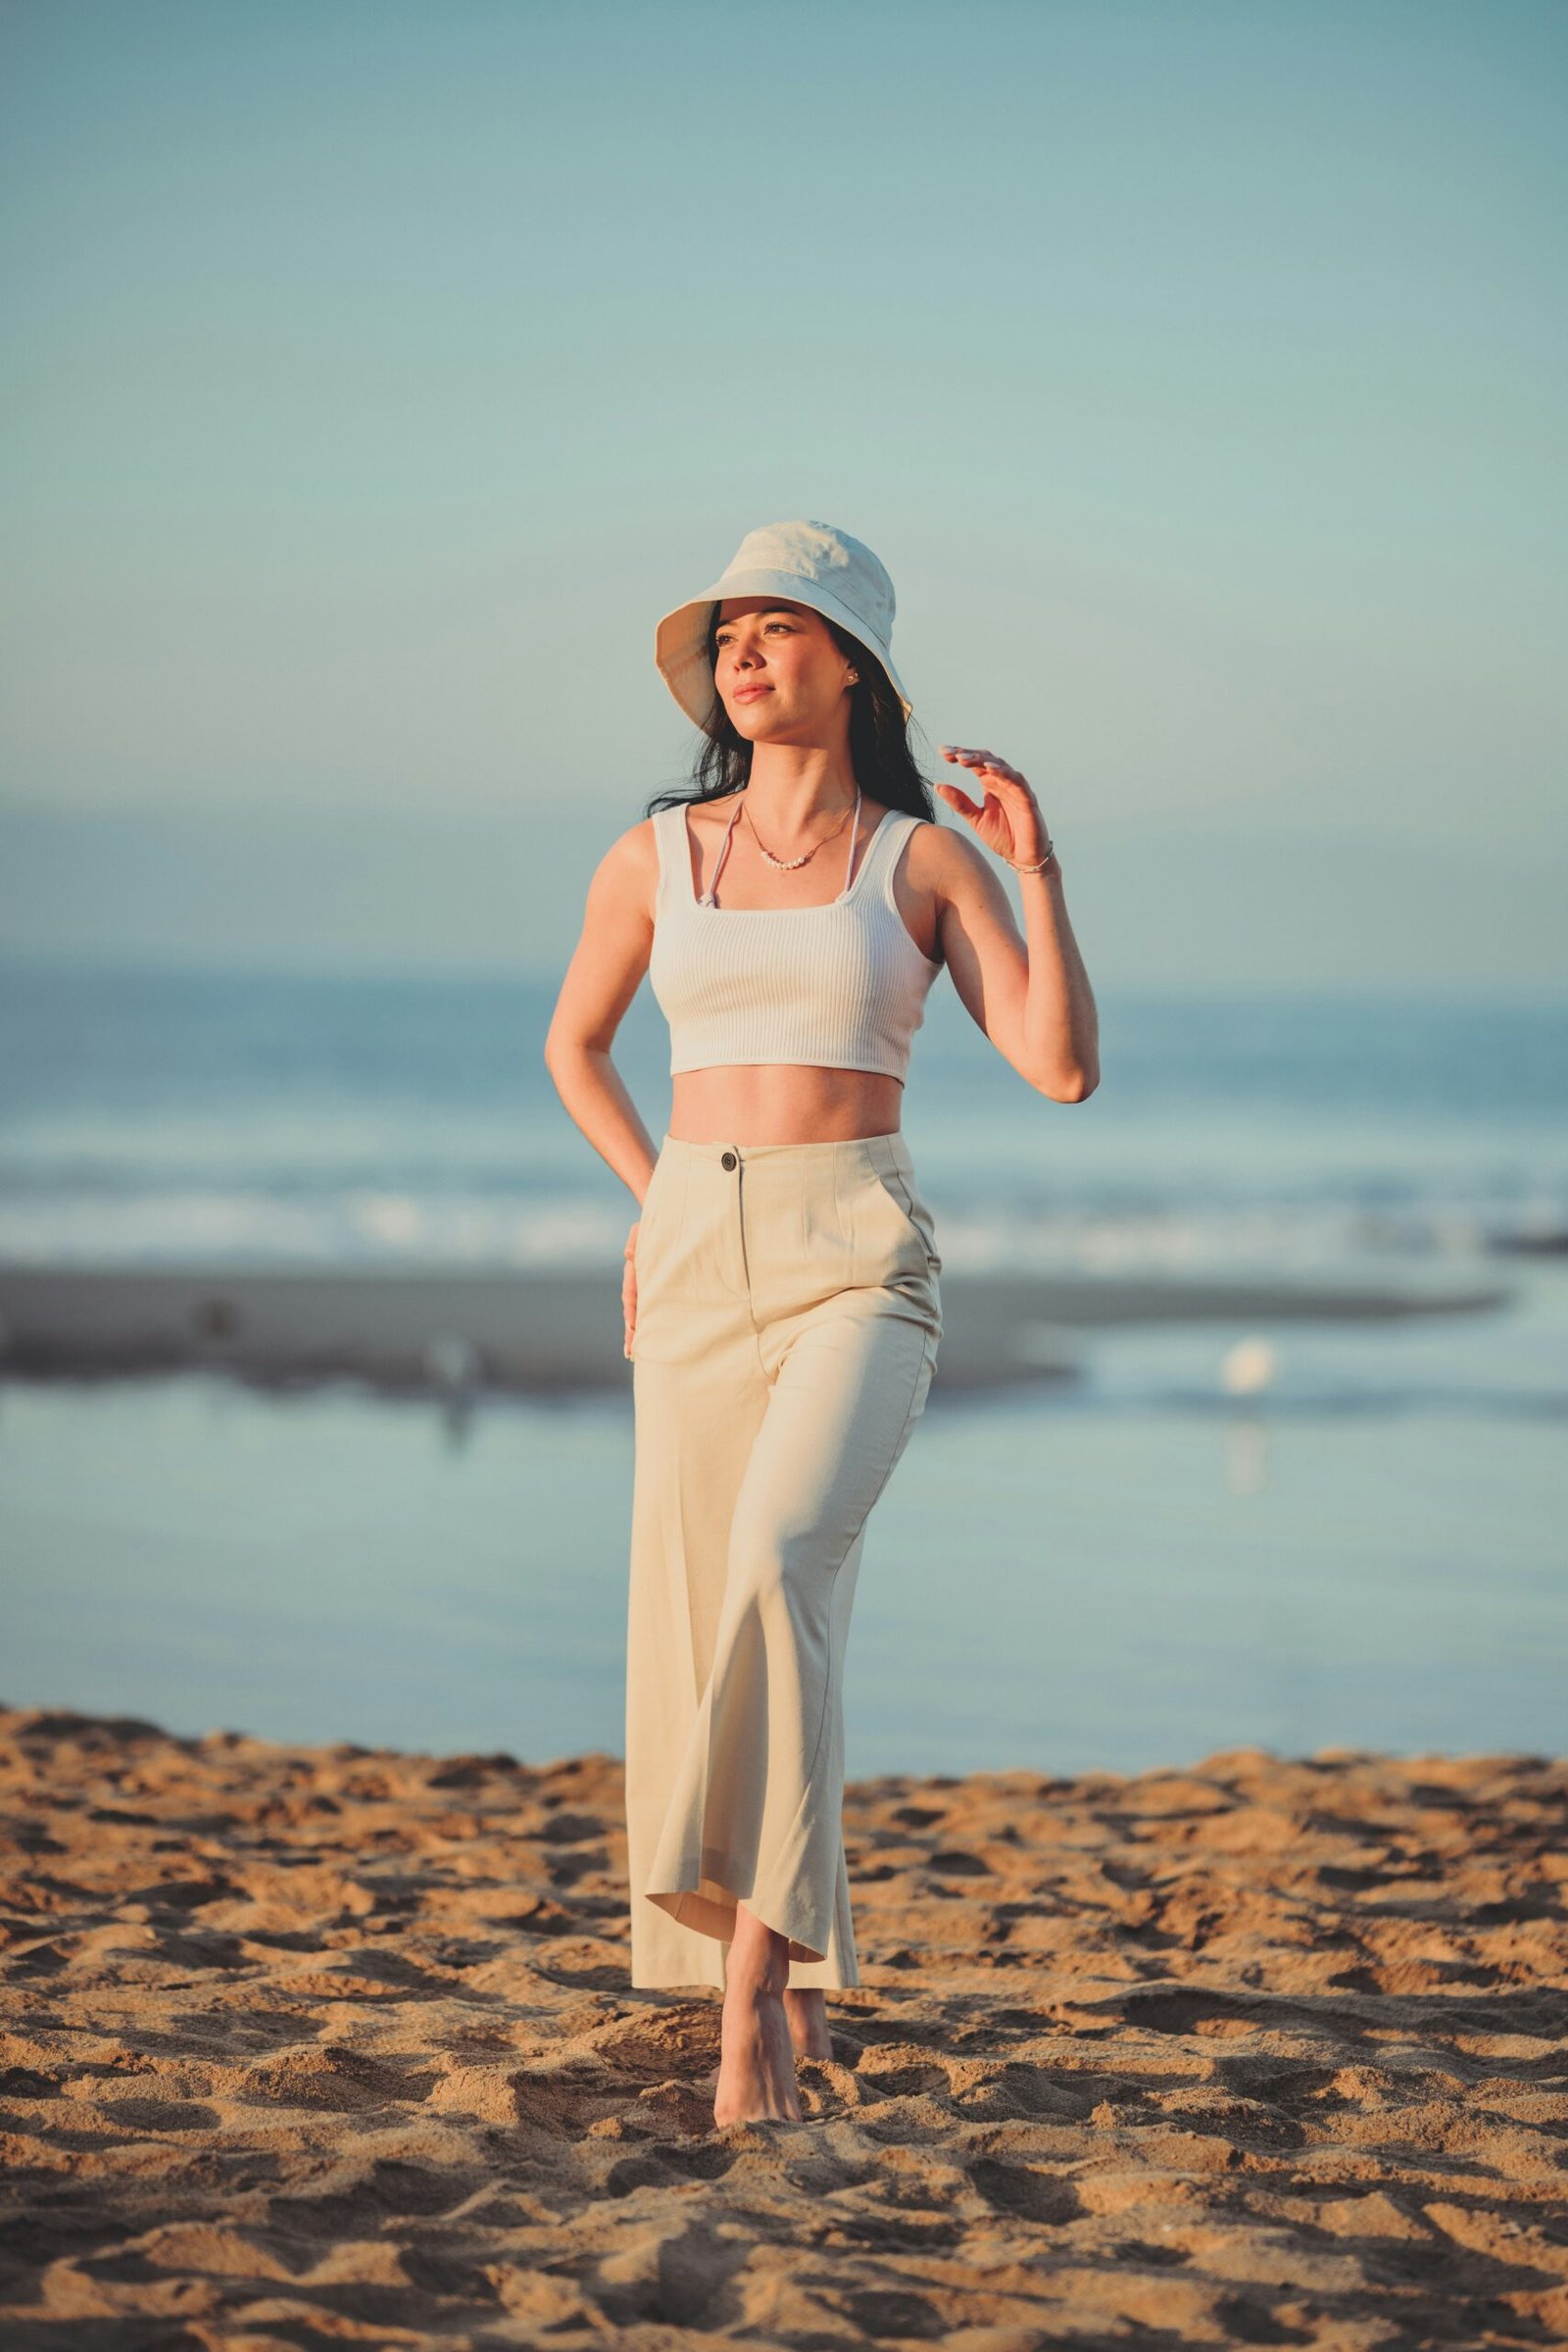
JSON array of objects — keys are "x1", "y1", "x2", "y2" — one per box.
[{"x1": 647, "y1": 795, "x2": 943, "y2": 1080}]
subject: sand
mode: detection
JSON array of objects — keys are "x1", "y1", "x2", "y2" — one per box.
[{"x1": 1, "y1": 1706, "x2": 1564, "y2": 2349}]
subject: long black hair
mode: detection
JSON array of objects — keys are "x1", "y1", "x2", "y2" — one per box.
[{"x1": 646, "y1": 609, "x2": 936, "y2": 822}]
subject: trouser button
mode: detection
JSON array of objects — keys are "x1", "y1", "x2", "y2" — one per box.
[{"x1": 720, "y1": 1150, "x2": 738, "y2": 1170}]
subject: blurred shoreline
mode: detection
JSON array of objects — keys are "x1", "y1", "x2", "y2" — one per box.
[{"x1": 0, "y1": 1257, "x2": 1514, "y2": 1396}]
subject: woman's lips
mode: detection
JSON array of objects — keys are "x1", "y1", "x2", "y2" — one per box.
[{"x1": 732, "y1": 686, "x2": 772, "y2": 702}]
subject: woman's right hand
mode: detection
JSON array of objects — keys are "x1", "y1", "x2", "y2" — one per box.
[{"x1": 622, "y1": 1220, "x2": 640, "y2": 1357}]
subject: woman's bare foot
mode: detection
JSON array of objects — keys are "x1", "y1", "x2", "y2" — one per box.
[
  {"x1": 713, "y1": 1905, "x2": 802, "y2": 2127},
  {"x1": 784, "y1": 1986, "x2": 835, "y2": 2062}
]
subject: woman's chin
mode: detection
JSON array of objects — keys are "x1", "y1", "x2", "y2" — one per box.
[
  {"x1": 729, "y1": 703, "x2": 812, "y2": 745},
  {"x1": 729, "y1": 710, "x2": 781, "y2": 742}
]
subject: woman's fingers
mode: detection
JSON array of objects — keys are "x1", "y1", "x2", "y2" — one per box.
[
  {"x1": 936, "y1": 781, "x2": 1008, "y2": 825},
  {"x1": 934, "y1": 777, "x2": 983, "y2": 811},
  {"x1": 941, "y1": 744, "x2": 1027, "y2": 786},
  {"x1": 937, "y1": 748, "x2": 1048, "y2": 864},
  {"x1": 942, "y1": 743, "x2": 1021, "y2": 775},
  {"x1": 622, "y1": 1222, "x2": 639, "y2": 1357}
]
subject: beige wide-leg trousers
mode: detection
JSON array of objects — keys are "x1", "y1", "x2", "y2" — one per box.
[{"x1": 626, "y1": 1129, "x2": 943, "y2": 1992}]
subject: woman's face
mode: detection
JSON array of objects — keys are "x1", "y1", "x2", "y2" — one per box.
[{"x1": 711, "y1": 597, "x2": 858, "y2": 741}]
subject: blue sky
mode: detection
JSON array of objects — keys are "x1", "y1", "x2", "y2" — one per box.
[{"x1": 2, "y1": 0, "x2": 1563, "y2": 984}]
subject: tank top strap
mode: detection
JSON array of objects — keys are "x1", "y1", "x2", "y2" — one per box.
[
  {"x1": 863, "y1": 808, "x2": 918, "y2": 899},
  {"x1": 652, "y1": 805, "x2": 685, "y2": 908}
]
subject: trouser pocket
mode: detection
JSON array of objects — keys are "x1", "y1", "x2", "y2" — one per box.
[{"x1": 859, "y1": 1161, "x2": 942, "y2": 1280}]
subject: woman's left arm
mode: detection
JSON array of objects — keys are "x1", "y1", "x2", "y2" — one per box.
[{"x1": 925, "y1": 744, "x2": 1100, "y2": 1102}]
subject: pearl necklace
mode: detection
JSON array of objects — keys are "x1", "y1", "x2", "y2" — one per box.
[
  {"x1": 702, "y1": 785, "x2": 862, "y2": 906},
  {"x1": 746, "y1": 785, "x2": 859, "y2": 871}
]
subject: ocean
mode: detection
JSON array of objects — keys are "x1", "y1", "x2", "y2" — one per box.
[{"x1": 2, "y1": 957, "x2": 1564, "y2": 1775}]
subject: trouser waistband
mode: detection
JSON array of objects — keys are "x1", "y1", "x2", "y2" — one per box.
[{"x1": 658, "y1": 1130, "x2": 915, "y2": 1170}]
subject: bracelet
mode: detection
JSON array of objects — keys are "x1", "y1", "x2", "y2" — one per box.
[{"x1": 1004, "y1": 839, "x2": 1057, "y2": 873}]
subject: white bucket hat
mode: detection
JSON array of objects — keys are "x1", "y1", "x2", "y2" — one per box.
[{"x1": 655, "y1": 517, "x2": 912, "y2": 730}]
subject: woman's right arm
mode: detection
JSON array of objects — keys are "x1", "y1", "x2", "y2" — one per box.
[{"x1": 542, "y1": 816, "x2": 662, "y2": 1207}]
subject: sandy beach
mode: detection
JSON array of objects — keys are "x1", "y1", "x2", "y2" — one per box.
[{"x1": 2, "y1": 1707, "x2": 1564, "y2": 2346}]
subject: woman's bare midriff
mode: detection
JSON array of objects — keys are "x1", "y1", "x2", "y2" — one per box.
[{"x1": 668, "y1": 1066, "x2": 905, "y2": 1146}]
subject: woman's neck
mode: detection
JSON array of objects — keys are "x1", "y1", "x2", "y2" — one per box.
[{"x1": 743, "y1": 743, "x2": 859, "y2": 831}]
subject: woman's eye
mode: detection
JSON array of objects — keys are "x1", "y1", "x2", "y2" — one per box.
[{"x1": 716, "y1": 624, "x2": 790, "y2": 648}]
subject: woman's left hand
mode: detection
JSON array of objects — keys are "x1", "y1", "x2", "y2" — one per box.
[{"x1": 936, "y1": 746, "x2": 1052, "y2": 868}]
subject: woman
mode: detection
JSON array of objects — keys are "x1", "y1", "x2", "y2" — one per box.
[{"x1": 544, "y1": 518, "x2": 1099, "y2": 2128}]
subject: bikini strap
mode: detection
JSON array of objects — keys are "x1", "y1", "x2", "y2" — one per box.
[
  {"x1": 701, "y1": 798, "x2": 745, "y2": 907},
  {"x1": 697, "y1": 788, "x2": 874, "y2": 906},
  {"x1": 840, "y1": 783, "x2": 864, "y2": 898}
]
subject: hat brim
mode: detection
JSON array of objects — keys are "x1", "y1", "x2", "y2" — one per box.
[{"x1": 655, "y1": 568, "x2": 912, "y2": 729}]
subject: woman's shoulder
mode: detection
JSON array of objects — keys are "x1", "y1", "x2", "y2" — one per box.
[
  {"x1": 890, "y1": 804, "x2": 949, "y2": 859},
  {"x1": 592, "y1": 810, "x2": 666, "y2": 903},
  {"x1": 609, "y1": 808, "x2": 665, "y2": 854},
  {"x1": 894, "y1": 808, "x2": 982, "y2": 906},
  {"x1": 864, "y1": 796, "x2": 929, "y2": 843}
]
